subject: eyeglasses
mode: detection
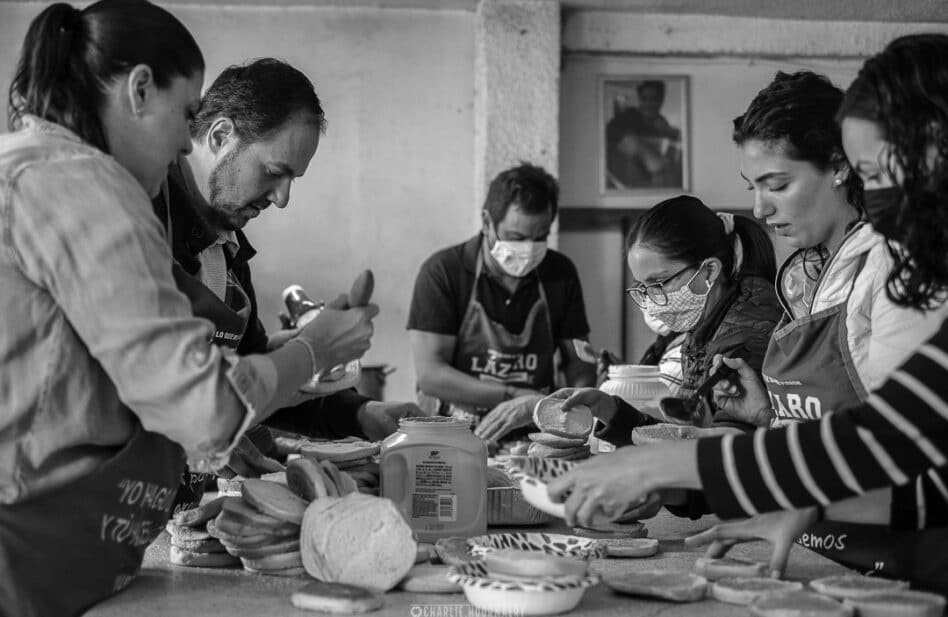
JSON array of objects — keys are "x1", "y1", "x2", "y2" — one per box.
[{"x1": 625, "y1": 264, "x2": 700, "y2": 308}]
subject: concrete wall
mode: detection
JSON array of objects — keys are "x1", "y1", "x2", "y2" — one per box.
[
  {"x1": 0, "y1": 2, "x2": 477, "y2": 403},
  {"x1": 474, "y1": 0, "x2": 560, "y2": 230}
]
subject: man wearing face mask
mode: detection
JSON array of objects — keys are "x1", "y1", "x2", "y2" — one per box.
[{"x1": 408, "y1": 163, "x2": 596, "y2": 444}]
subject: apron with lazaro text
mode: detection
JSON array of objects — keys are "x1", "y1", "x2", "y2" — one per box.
[
  {"x1": 419, "y1": 247, "x2": 556, "y2": 429},
  {"x1": 765, "y1": 249, "x2": 948, "y2": 589}
]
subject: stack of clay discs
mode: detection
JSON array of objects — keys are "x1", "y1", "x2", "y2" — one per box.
[
  {"x1": 527, "y1": 399, "x2": 595, "y2": 461},
  {"x1": 206, "y1": 482, "x2": 308, "y2": 577},
  {"x1": 299, "y1": 440, "x2": 380, "y2": 496},
  {"x1": 286, "y1": 457, "x2": 365, "y2": 501},
  {"x1": 167, "y1": 497, "x2": 239, "y2": 568},
  {"x1": 572, "y1": 519, "x2": 649, "y2": 542}
]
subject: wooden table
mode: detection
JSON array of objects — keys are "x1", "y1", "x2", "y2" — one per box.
[{"x1": 84, "y1": 510, "x2": 851, "y2": 617}]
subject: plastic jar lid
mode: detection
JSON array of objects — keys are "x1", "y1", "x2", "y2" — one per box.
[{"x1": 607, "y1": 364, "x2": 662, "y2": 379}]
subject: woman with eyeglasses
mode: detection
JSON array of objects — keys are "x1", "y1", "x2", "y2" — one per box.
[{"x1": 542, "y1": 194, "x2": 781, "y2": 518}]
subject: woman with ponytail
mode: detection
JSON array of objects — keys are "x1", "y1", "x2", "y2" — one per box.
[
  {"x1": 0, "y1": 3, "x2": 377, "y2": 615},
  {"x1": 541, "y1": 195, "x2": 781, "y2": 519}
]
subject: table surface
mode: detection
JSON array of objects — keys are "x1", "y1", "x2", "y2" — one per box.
[{"x1": 83, "y1": 509, "x2": 851, "y2": 617}]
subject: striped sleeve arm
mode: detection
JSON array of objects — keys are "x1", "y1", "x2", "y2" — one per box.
[{"x1": 698, "y1": 318, "x2": 948, "y2": 520}]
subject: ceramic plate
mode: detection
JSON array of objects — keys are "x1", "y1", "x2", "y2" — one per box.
[
  {"x1": 504, "y1": 457, "x2": 575, "y2": 519},
  {"x1": 466, "y1": 532, "x2": 606, "y2": 560},
  {"x1": 300, "y1": 360, "x2": 361, "y2": 395}
]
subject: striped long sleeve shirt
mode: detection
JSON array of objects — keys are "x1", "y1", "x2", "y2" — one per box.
[{"x1": 697, "y1": 316, "x2": 948, "y2": 526}]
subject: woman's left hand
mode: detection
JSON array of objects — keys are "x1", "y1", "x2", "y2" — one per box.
[
  {"x1": 546, "y1": 441, "x2": 700, "y2": 528},
  {"x1": 684, "y1": 507, "x2": 819, "y2": 579}
]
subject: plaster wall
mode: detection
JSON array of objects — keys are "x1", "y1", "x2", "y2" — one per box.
[{"x1": 0, "y1": 2, "x2": 476, "y2": 402}]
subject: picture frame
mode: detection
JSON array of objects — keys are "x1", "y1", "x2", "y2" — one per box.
[{"x1": 599, "y1": 75, "x2": 690, "y2": 204}]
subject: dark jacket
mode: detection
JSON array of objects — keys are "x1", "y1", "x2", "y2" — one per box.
[
  {"x1": 596, "y1": 274, "x2": 781, "y2": 520},
  {"x1": 153, "y1": 163, "x2": 371, "y2": 441}
]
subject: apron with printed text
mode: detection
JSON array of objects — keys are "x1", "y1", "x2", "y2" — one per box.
[
  {"x1": 169, "y1": 264, "x2": 252, "y2": 515},
  {"x1": 765, "y1": 251, "x2": 948, "y2": 589},
  {"x1": 419, "y1": 249, "x2": 555, "y2": 430},
  {"x1": 0, "y1": 425, "x2": 185, "y2": 617}
]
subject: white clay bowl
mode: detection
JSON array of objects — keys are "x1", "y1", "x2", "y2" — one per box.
[{"x1": 448, "y1": 561, "x2": 599, "y2": 616}]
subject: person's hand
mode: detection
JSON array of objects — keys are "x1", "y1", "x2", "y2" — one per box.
[
  {"x1": 357, "y1": 401, "x2": 422, "y2": 441},
  {"x1": 474, "y1": 394, "x2": 543, "y2": 443},
  {"x1": 547, "y1": 441, "x2": 699, "y2": 528},
  {"x1": 596, "y1": 349, "x2": 622, "y2": 387},
  {"x1": 710, "y1": 355, "x2": 774, "y2": 427},
  {"x1": 296, "y1": 298, "x2": 379, "y2": 372},
  {"x1": 684, "y1": 507, "x2": 819, "y2": 579},
  {"x1": 219, "y1": 435, "x2": 285, "y2": 479},
  {"x1": 542, "y1": 387, "x2": 620, "y2": 425},
  {"x1": 266, "y1": 327, "x2": 301, "y2": 351}
]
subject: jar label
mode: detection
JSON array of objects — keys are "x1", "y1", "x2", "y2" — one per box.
[{"x1": 410, "y1": 449, "x2": 458, "y2": 523}]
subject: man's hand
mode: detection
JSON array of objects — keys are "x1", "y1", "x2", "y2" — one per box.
[
  {"x1": 357, "y1": 401, "x2": 422, "y2": 441},
  {"x1": 219, "y1": 435, "x2": 285, "y2": 479},
  {"x1": 684, "y1": 507, "x2": 819, "y2": 579},
  {"x1": 266, "y1": 327, "x2": 301, "y2": 351},
  {"x1": 474, "y1": 394, "x2": 543, "y2": 443},
  {"x1": 297, "y1": 298, "x2": 379, "y2": 371},
  {"x1": 710, "y1": 355, "x2": 774, "y2": 427}
]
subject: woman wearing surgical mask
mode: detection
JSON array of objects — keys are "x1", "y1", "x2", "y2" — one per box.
[
  {"x1": 541, "y1": 195, "x2": 780, "y2": 518},
  {"x1": 548, "y1": 36, "x2": 948, "y2": 590},
  {"x1": 0, "y1": 3, "x2": 375, "y2": 615},
  {"x1": 547, "y1": 195, "x2": 780, "y2": 434}
]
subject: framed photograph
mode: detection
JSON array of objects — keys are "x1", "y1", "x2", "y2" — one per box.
[{"x1": 600, "y1": 75, "x2": 690, "y2": 199}]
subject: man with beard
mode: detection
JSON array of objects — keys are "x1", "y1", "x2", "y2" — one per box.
[{"x1": 153, "y1": 59, "x2": 419, "y2": 510}]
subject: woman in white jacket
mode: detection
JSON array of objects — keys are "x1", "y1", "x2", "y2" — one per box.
[
  {"x1": 719, "y1": 69, "x2": 947, "y2": 569},
  {"x1": 731, "y1": 72, "x2": 947, "y2": 428}
]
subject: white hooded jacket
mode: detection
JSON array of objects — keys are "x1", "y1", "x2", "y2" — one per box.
[{"x1": 780, "y1": 221, "x2": 948, "y2": 392}]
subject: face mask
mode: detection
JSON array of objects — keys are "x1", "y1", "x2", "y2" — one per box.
[
  {"x1": 641, "y1": 308, "x2": 672, "y2": 336},
  {"x1": 640, "y1": 269, "x2": 712, "y2": 333},
  {"x1": 489, "y1": 239, "x2": 547, "y2": 278},
  {"x1": 863, "y1": 186, "x2": 903, "y2": 240}
]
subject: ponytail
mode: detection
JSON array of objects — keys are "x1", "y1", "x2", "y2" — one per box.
[
  {"x1": 8, "y1": 0, "x2": 203, "y2": 152},
  {"x1": 627, "y1": 195, "x2": 776, "y2": 283},
  {"x1": 732, "y1": 215, "x2": 776, "y2": 281},
  {"x1": 8, "y1": 4, "x2": 107, "y2": 149}
]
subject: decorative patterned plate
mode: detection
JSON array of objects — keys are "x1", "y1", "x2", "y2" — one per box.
[
  {"x1": 504, "y1": 457, "x2": 576, "y2": 518},
  {"x1": 466, "y1": 532, "x2": 606, "y2": 560}
]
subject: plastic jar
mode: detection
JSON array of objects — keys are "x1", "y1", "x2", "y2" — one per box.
[
  {"x1": 380, "y1": 417, "x2": 487, "y2": 542},
  {"x1": 599, "y1": 364, "x2": 671, "y2": 418}
]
